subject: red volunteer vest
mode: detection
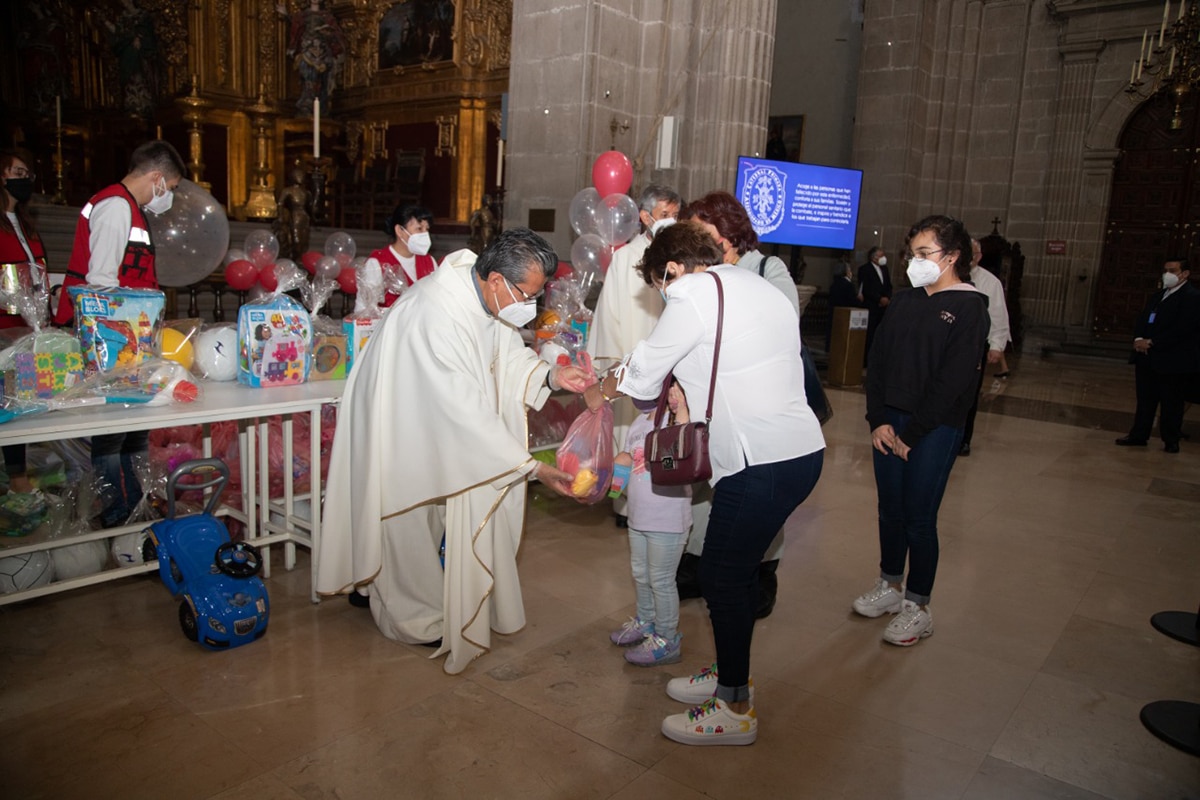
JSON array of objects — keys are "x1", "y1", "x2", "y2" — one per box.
[
  {"x1": 53, "y1": 183, "x2": 157, "y2": 325},
  {"x1": 369, "y1": 246, "x2": 435, "y2": 307}
]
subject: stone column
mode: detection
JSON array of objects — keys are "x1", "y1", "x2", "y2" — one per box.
[{"x1": 1028, "y1": 39, "x2": 1105, "y2": 328}]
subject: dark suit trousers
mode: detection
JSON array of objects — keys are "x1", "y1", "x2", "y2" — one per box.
[{"x1": 1128, "y1": 362, "x2": 1187, "y2": 444}]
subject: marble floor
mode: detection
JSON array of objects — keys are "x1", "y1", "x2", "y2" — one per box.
[{"x1": 1, "y1": 354, "x2": 1198, "y2": 800}]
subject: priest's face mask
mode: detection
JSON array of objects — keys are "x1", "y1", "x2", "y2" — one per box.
[{"x1": 487, "y1": 269, "x2": 543, "y2": 328}]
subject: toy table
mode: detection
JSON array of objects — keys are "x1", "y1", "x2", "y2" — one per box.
[{"x1": 0, "y1": 380, "x2": 344, "y2": 606}]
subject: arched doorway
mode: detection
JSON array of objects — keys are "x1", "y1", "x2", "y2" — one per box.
[{"x1": 1093, "y1": 90, "x2": 1199, "y2": 339}]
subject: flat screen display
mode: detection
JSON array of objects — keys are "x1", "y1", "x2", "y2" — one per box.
[{"x1": 733, "y1": 156, "x2": 863, "y2": 250}]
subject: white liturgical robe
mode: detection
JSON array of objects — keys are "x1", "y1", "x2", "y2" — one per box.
[{"x1": 317, "y1": 249, "x2": 552, "y2": 674}]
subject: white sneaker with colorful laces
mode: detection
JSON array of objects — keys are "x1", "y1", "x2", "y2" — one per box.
[
  {"x1": 666, "y1": 663, "x2": 753, "y2": 704},
  {"x1": 661, "y1": 698, "x2": 757, "y2": 746}
]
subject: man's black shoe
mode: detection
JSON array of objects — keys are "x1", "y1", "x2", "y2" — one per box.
[
  {"x1": 1114, "y1": 437, "x2": 1148, "y2": 447},
  {"x1": 348, "y1": 591, "x2": 370, "y2": 608},
  {"x1": 1165, "y1": 442, "x2": 1180, "y2": 453}
]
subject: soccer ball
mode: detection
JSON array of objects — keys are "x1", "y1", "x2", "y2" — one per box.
[
  {"x1": 51, "y1": 540, "x2": 108, "y2": 580},
  {"x1": 195, "y1": 325, "x2": 239, "y2": 381},
  {"x1": 111, "y1": 529, "x2": 157, "y2": 567},
  {"x1": 0, "y1": 551, "x2": 54, "y2": 594}
]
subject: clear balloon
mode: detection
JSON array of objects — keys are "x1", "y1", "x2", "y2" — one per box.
[
  {"x1": 225, "y1": 259, "x2": 259, "y2": 291},
  {"x1": 315, "y1": 255, "x2": 341, "y2": 281},
  {"x1": 592, "y1": 151, "x2": 633, "y2": 198},
  {"x1": 224, "y1": 248, "x2": 246, "y2": 266},
  {"x1": 243, "y1": 229, "x2": 280, "y2": 269},
  {"x1": 597, "y1": 193, "x2": 640, "y2": 246},
  {"x1": 153, "y1": 179, "x2": 230, "y2": 287},
  {"x1": 324, "y1": 232, "x2": 357, "y2": 268},
  {"x1": 570, "y1": 233, "x2": 612, "y2": 284},
  {"x1": 569, "y1": 187, "x2": 602, "y2": 237}
]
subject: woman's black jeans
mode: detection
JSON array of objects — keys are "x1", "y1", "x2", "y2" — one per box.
[{"x1": 699, "y1": 449, "x2": 824, "y2": 704}]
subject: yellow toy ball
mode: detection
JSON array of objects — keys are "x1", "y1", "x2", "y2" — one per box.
[
  {"x1": 535, "y1": 309, "x2": 561, "y2": 330},
  {"x1": 159, "y1": 328, "x2": 195, "y2": 371},
  {"x1": 571, "y1": 468, "x2": 598, "y2": 498}
]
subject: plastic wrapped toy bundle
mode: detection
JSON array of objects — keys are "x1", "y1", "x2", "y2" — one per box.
[
  {"x1": 343, "y1": 257, "x2": 385, "y2": 371},
  {"x1": 68, "y1": 286, "x2": 165, "y2": 377},
  {"x1": 555, "y1": 401, "x2": 615, "y2": 505},
  {"x1": 193, "y1": 323, "x2": 239, "y2": 382},
  {"x1": 56, "y1": 357, "x2": 203, "y2": 408},
  {"x1": 0, "y1": 271, "x2": 84, "y2": 407},
  {"x1": 237, "y1": 259, "x2": 313, "y2": 387},
  {"x1": 156, "y1": 318, "x2": 203, "y2": 372}
]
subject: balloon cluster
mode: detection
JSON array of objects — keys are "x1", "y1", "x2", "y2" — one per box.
[
  {"x1": 225, "y1": 231, "x2": 359, "y2": 296},
  {"x1": 568, "y1": 151, "x2": 637, "y2": 288},
  {"x1": 298, "y1": 232, "x2": 359, "y2": 294}
]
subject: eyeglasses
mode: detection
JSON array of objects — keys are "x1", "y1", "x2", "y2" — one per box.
[
  {"x1": 6, "y1": 167, "x2": 34, "y2": 180},
  {"x1": 909, "y1": 248, "x2": 944, "y2": 260},
  {"x1": 504, "y1": 276, "x2": 542, "y2": 302}
]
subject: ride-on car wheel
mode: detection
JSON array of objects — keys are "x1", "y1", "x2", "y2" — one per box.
[
  {"x1": 179, "y1": 600, "x2": 199, "y2": 642},
  {"x1": 215, "y1": 541, "x2": 263, "y2": 578}
]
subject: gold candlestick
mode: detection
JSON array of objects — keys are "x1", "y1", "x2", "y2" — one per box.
[{"x1": 243, "y1": 84, "x2": 279, "y2": 220}]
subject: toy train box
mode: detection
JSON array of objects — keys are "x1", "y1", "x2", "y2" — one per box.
[
  {"x1": 237, "y1": 295, "x2": 312, "y2": 387},
  {"x1": 69, "y1": 287, "x2": 165, "y2": 376},
  {"x1": 342, "y1": 314, "x2": 380, "y2": 372}
]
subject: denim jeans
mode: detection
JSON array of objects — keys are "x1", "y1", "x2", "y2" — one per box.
[
  {"x1": 628, "y1": 528, "x2": 688, "y2": 640},
  {"x1": 872, "y1": 408, "x2": 962, "y2": 605},
  {"x1": 92, "y1": 431, "x2": 148, "y2": 528},
  {"x1": 699, "y1": 450, "x2": 824, "y2": 703}
]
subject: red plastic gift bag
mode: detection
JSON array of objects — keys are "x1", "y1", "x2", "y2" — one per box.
[{"x1": 555, "y1": 403, "x2": 614, "y2": 505}]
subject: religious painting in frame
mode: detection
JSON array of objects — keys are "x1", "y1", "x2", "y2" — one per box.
[
  {"x1": 766, "y1": 114, "x2": 804, "y2": 162},
  {"x1": 378, "y1": 0, "x2": 456, "y2": 70}
]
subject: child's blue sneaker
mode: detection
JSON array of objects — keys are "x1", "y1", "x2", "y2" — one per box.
[
  {"x1": 624, "y1": 632, "x2": 682, "y2": 666},
  {"x1": 610, "y1": 616, "x2": 654, "y2": 646}
]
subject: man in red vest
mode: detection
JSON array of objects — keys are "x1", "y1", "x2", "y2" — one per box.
[{"x1": 55, "y1": 140, "x2": 186, "y2": 527}]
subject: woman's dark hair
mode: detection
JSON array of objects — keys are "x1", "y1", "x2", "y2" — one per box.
[
  {"x1": 0, "y1": 150, "x2": 40, "y2": 243},
  {"x1": 384, "y1": 204, "x2": 434, "y2": 239},
  {"x1": 906, "y1": 215, "x2": 972, "y2": 282},
  {"x1": 637, "y1": 220, "x2": 725, "y2": 286},
  {"x1": 680, "y1": 190, "x2": 758, "y2": 256}
]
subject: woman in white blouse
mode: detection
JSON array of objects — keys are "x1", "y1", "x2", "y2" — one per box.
[{"x1": 589, "y1": 221, "x2": 825, "y2": 746}]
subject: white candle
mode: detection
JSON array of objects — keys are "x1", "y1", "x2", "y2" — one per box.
[
  {"x1": 496, "y1": 138, "x2": 504, "y2": 185},
  {"x1": 1168, "y1": 46, "x2": 1176, "y2": 75},
  {"x1": 1138, "y1": 56, "x2": 1143, "y2": 80},
  {"x1": 1132, "y1": 60, "x2": 1138, "y2": 85},
  {"x1": 56, "y1": 96, "x2": 61, "y2": 129},
  {"x1": 313, "y1": 99, "x2": 320, "y2": 160},
  {"x1": 1181, "y1": 0, "x2": 1187, "y2": 21},
  {"x1": 1141, "y1": 29, "x2": 1148, "y2": 62},
  {"x1": 1161, "y1": 1, "x2": 1169, "y2": 45}
]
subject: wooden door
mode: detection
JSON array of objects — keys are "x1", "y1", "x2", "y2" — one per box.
[{"x1": 1094, "y1": 91, "x2": 1200, "y2": 338}]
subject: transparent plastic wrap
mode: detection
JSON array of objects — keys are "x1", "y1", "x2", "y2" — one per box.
[
  {"x1": 343, "y1": 255, "x2": 384, "y2": 370},
  {"x1": 156, "y1": 318, "x2": 203, "y2": 373},
  {"x1": 56, "y1": 357, "x2": 203, "y2": 407},
  {"x1": 237, "y1": 259, "x2": 313, "y2": 387},
  {"x1": 554, "y1": 402, "x2": 615, "y2": 505},
  {"x1": 193, "y1": 323, "x2": 239, "y2": 381}
]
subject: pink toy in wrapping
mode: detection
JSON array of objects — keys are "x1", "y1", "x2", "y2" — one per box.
[{"x1": 555, "y1": 403, "x2": 614, "y2": 505}]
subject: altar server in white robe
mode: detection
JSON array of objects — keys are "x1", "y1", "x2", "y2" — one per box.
[
  {"x1": 318, "y1": 228, "x2": 593, "y2": 674},
  {"x1": 587, "y1": 184, "x2": 680, "y2": 516}
]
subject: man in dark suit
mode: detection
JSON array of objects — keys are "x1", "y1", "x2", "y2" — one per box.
[
  {"x1": 1115, "y1": 257, "x2": 1200, "y2": 453},
  {"x1": 857, "y1": 246, "x2": 892, "y2": 361}
]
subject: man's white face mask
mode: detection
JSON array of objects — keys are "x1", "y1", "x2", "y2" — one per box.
[
  {"x1": 145, "y1": 176, "x2": 174, "y2": 215},
  {"x1": 496, "y1": 276, "x2": 538, "y2": 328},
  {"x1": 648, "y1": 217, "x2": 676, "y2": 239}
]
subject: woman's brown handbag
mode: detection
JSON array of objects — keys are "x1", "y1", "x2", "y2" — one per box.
[{"x1": 644, "y1": 271, "x2": 724, "y2": 486}]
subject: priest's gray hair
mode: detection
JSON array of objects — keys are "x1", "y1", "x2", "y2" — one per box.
[
  {"x1": 639, "y1": 183, "x2": 682, "y2": 214},
  {"x1": 474, "y1": 227, "x2": 558, "y2": 283}
]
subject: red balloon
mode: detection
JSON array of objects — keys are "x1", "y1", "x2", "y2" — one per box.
[
  {"x1": 225, "y1": 259, "x2": 259, "y2": 291},
  {"x1": 259, "y1": 263, "x2": 279, "y2": 292},
  {"x1": 300, "y1": 250, "x2": 323, "y2": 274},
  {"x1": 337, "y1": 266, "x2": 358, "y2": 294},
  {"x1": 592, "y1": 151, "x2": 633, "y2": 197}
]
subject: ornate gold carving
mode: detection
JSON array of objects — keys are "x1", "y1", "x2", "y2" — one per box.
[
  {"x1": 436, "y1": 114, "x2": 457, "y2": 157},
  {"x1": 462, "y1": 0, "x2": 511, "y2": 72}
]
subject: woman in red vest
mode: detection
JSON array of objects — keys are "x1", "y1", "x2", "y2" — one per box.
[
  {"x1": 364, "y1": 203, "x2": 436, "y2": 307},
  {"x1": 0, "y1": 150, "x2": 50, "y2": 493}
]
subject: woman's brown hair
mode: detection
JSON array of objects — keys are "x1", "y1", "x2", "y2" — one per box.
[{"x1": 637, "y1": 220, "x2": 725, "y2": 287}]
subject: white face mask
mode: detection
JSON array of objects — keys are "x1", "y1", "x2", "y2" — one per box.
[
  {"x1": 648, "y1": 217, "x2": 676, "y2": 239},
  {"x1": 145, "y1": 176, "x2": 174, "y2": 215},
  {"x1": 495, "y1": 278, "x2": 538, "y2": 328},
  {"x1": 876, "y1": 255, "x2": 887, "y2": 267},
  {"x1": 407, "y1": 231, "x2": 432, "y2": 256},
  {"x1": 906, "y1": 256, "x2": 949, "y2": 288},
  {"x1": 1162, "y1": 271, "x2": 1180, "y2": 289}
]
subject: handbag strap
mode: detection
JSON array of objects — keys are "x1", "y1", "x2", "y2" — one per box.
[{"x1": 653, "y1": 270, "x2": 725, "y2": 426}]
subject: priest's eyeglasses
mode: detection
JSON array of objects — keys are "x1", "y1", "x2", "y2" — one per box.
[{"x1": 505, "y1": 276, "x2": 543, "y2": 302}]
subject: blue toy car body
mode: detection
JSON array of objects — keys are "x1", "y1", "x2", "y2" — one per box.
[{"x1": 146, "y1": 459, "x2": 269, "y2": 650}]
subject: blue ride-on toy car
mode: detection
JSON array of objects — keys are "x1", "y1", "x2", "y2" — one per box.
[{"x1": 147, "y1": 458, "x2": 269, "y2": 650}]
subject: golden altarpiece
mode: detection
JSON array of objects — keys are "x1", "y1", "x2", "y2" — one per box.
[{"x1": 0, "y1": 0, "x2": 510, "y2": 230}]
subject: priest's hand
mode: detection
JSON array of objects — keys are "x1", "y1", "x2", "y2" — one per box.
[
  {"x1": 532, "y1": 461, "x2": 575, "y2": 496},
  {"x1": 552, "y1": 364, "x2": 596, "y2": 393}
]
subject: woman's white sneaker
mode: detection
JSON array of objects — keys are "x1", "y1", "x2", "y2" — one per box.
[
  {"x1": 661, "y1": 698, "x2": 757, "y2": 746},
  {"x1": 883, "y1": 599, "x2": 933, "y2": 646},
  {"x1": 852, "y1": 578, "x2": 903, "y2": 618}
]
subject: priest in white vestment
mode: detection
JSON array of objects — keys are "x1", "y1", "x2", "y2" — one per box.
[
  {"x1": 586, "y1": 184, "x2": 681, "y2": 516},
  {"x1": 318, "y1": 229, "x2": 592, "y2": 674}
]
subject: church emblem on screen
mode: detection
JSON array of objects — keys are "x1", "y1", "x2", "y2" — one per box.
[{"x1": 740, "y1": 165, "x2": 786, "y2": 235}]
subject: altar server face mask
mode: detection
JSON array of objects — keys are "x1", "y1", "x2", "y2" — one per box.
[
  {"x1": 145, "y1": 175, "x2": 174, "y2": 215},
  {"x1": 906, "y1": 249, "x2": 951, "y2": 288},
  {"x1": 406, "y1": 231, "x2": 432, "y2": 256}
]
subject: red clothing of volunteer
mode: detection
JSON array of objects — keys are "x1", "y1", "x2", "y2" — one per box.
[
  {"x1": 0, "y1": 224, "x2": 48, "y2": 329},
  {"x1": 53, "y1": 183, "x2": 157, "y2": 325},
  {"x1": 369, "y1": 245, "x2": 435, "y2": 306}
]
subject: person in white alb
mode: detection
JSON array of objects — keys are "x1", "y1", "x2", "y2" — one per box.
[
  {"x1": 587, "y1": 221, "x2": 825, "y2": 747},
  {"x1": 959, "y1": 238, "x2": 1012, "y2": 455}
]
